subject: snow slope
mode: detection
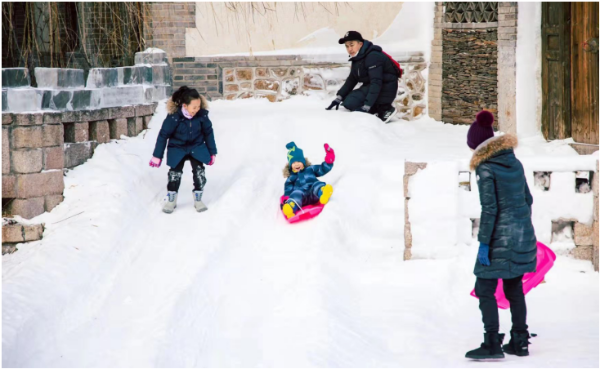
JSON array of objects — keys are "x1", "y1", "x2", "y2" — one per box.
[{"x1": 2, "y1": 96, "x2": 598, "y2": 367}]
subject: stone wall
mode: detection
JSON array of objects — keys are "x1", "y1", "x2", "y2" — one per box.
[
  {"x1": 2, "y1": 102, "x2": 157, "y2": 221},
  {"x1": 404, "y1": 159, "x2": 599, "y2": 270},
  {"x1": 173, "y1": 53, "x2": 428, "y2": 121},
  {"x1": 442, "y1": 29, "x2": 498, "y2": 125},
  {"x1": 428, "y1": 2, "x2": 444, "y2": 121},
  {"x1": 144, "y1": 2, "x2": 196, "y2": 60}
]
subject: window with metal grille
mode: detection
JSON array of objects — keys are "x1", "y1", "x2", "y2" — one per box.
[{"x1": 444, "y1": 2, "x2": 498, "y2": 23}]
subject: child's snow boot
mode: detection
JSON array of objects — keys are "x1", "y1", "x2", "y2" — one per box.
[
  {"x1": 193, "y1": 190, "x2": 208, "y2": 212},
  {"x1": 282, "y1": 201, "x2": 298, "y2": 219},
  {"x1": 318, "y1": 184, "x2": 334, "y2": 205},
  {"x1": 465, "y1": 332, "x2": 505, "y2": 360},
  {"x1": 503, "y1": 331, "x2": 530, "y2": 356},
  {"x1": 163, "y1": 191, "x2": 178, "y2": 214}
]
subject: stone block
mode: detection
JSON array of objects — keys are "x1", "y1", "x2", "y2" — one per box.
[
  {"x1": 574, "y1": 222, "x2": 594, "y2": 246},
  {"x1": 108, "y1": 106, "x2": 135, "y2": 119},
  {"x1": 45, "y1": 194, "x2": 64, "y2": 212},
  {"x1": 405, "y1": 162, "x2": 428, "y2": 176},
  {"x1": 63, "y1": 142, "x2": 93, "y2": 168},
  {"x1": 13, "y1": 113, "x2": 43, "y2": 126},
  {"x1": 7, "y1": 197, "x2": 46, "y2": 219},
  {"x1": 6, "y1": 89, "x2": 44, "y2": 113},
  {"x1": 2, "y1": 175, "x2": 16, "y2": 198},
  {"x1": 41, "y1": 124, "x2": 64, "y2": 147},
  {"x1": 35, "y1": 68, "x2": 85, "y2": 89},
  {"x1": 2, "y1": 113, "x2": 13, "y2": 125},
  {"x1": 108, "y1": 118, "x2": 128, "y2": 139},
  {"x1": 86, "y1": 68, "x2": 119, "y2": 88},
  {"x1": 102, "y1": 86, "x2": 145, "y2": 107},
  {"x1": 89, "y1": 121, "x2": 110, "y2": 143},
  {"x1": 127, "y1": 117, "x2": 143, "y2": 136},
  {"x1": 2, "y1": 68, "x2": 31, "y2": 88},
  {"x1": 236, "y1": 69, "x2": 253, "y2": 81},
  {"x1": 83, "y1": 108, "x2": 109, "y2": 122},
  {"x1": 64, "y1": 122, "x2": 89, "y2": 143},
  {"x1": 43, "y1": 146, "x2": 64, "y2": 170},
  {"x1": 12, "y1": 127, "x2": 43, "y2": 149},
  {"x1": 571, "y1": 245, "x2": 593, "y2": 261},
  {"x1": 16, "y1": 170, "x2": 64, "y2": 197},
  {"x1": 134, "y1": 104, "x2": 155, "y2": 117},
  {"x1": 254, "y1": 80, "x2": 280, "y2": 92},
  {"x1": 12, "y1": 149, "x2": 43, "y2": 174},
  {"x1": 142, "y1": 115, "x2": 152, "y2": 130},
  {"x1": 2, "y1": 128, "x2": 9, "y2": 174},
  {"x1": 2, "y1": 222, "x2": 45, "y2": 243},
  {"x1": 593, "y1": 170, "x2": 598, "y2": 198}
]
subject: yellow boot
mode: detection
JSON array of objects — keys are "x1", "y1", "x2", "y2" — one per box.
[
  {"x1": 282, "y1": 201, "x2": 297, "y2": 219},
  {"x1": 319, "y1": 184, "x2": 333, "y2": 205}
]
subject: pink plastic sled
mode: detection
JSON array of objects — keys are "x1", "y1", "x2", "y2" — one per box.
[
  {"x1": 280, "y1": 196, "x2": 325, "y2": 224},
  {"x1": 470, "y1": 241, "x2": 556, "y2": 309}
]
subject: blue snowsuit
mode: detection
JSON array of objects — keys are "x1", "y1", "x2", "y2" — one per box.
[{"x1": 284, "y1": 162, "x2": 334, "y2": 208}]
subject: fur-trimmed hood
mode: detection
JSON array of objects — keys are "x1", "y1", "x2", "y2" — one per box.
[
  {"x1": 166, "y1": 95, "x2": 210, "y2": 115},
  {"x1": 470, "y1": 134, "x2": 518, "y2": 170},
  {"x1": 282, "y1": 158, "x2": 312, "y2": 178}
]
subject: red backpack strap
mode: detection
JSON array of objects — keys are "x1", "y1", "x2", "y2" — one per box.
[{"x1": 382, "y1": 51, "x2": 403, "y2": 78}]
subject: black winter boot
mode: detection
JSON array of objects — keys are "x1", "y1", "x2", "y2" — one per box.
[
  {"x1": 503, "y1": 331, "x2": 531, "y2": 356},
  {"x1": 465, "y1": 332, "x2": 505, "y2": 360}
]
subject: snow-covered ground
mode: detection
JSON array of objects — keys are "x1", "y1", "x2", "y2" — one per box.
[{"x1": 3, "y1": 96, "x2": 598, "y2": 367}]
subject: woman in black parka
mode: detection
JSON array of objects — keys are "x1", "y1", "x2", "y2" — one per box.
[
  {"x1": 325, "y1": 31, "x2": 400, "y2": 123},
  {"x1": 465, "y1": 111, "x2": 537, "y2": 360}
]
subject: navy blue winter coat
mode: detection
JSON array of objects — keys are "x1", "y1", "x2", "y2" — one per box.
[
  {"x1": 337, "y1": 40, "x2": 400, "y2": 107},
  {"x1": 152, "y1": 96, "x2": 217, "y2": 168},
  {"x1": 283, "y1": 159, "x2": 334, "y2": 196},
  {"x1": 471, "y1": 134, "x2": 537, "y2": 279}
]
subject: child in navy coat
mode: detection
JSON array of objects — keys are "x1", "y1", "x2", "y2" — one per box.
[{"x1": 150, "y1": 86, "x2": 217, "y2": 213}]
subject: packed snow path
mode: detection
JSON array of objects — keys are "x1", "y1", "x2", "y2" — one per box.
[{"x1": 3, "y1": 97, "x2": 598, "y2": 367}]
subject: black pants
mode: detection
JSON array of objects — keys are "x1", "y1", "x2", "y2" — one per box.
[
  {"x1": 167, "y1": 155, "x2": 206, "y2": 192},
  {"x1": 475, "y1": 276, "x2": 528, "y2": 333},
  {"x1": 341, "y1": 83, "x2": 398, "y2": 115}
]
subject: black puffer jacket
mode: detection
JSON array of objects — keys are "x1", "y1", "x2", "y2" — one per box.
[
  {"x1": 336, "y1": 40, "x2": 399, "y2": 107},
  {"x1": 471, "y1": 134, "x2": 537, "y2": 279}
]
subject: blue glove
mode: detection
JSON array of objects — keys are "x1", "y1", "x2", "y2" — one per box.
[{"x1": 477, "y1": 243, "x2": 490, "y2": 266}]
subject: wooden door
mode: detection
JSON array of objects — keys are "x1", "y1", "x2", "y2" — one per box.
[
  {"x1": 542, "y1": 3, "x2": 571, "y2": 141},
  {"x1": 571, "y1": 2, "x2": 599, "y2": 144}
]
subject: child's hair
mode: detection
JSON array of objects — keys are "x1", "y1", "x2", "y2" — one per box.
[{"x1": 172, "y1": 86, "x2": 201, "y2": 107}]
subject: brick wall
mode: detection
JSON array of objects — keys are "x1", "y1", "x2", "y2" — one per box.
[
  {"x1": 171, "y1": 54, "x2": 428, "y2": 120},
  {"x1": 144, "y1": 2, "x2": 195, "y2": 60}
]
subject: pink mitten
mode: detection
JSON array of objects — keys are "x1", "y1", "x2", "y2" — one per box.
[
  {"x1": 149, "y1": 157, "x2": 162, "y2": 168},
  {"x1": 208, "y1": 155, "x2": 216, "y2": 166},
  {"x1": 324, "y1": 144, "x2": 335, "y2": 164}
]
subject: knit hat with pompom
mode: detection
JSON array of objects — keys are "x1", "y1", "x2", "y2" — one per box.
[{"x1": 467, "y1": 110, "x2": 495, "y2": 150}]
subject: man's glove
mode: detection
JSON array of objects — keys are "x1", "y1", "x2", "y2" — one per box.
[{"x1": 326, "y1": 95, "x2": 343, "y2": 110}]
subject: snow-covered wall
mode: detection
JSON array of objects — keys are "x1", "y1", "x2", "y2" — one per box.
[
  {"x1": 516, "y1": 2, "x2": 542, "y2": 139},
  {"x1": 408, "y1": 155, "x2": 598, "y2": 259}
]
